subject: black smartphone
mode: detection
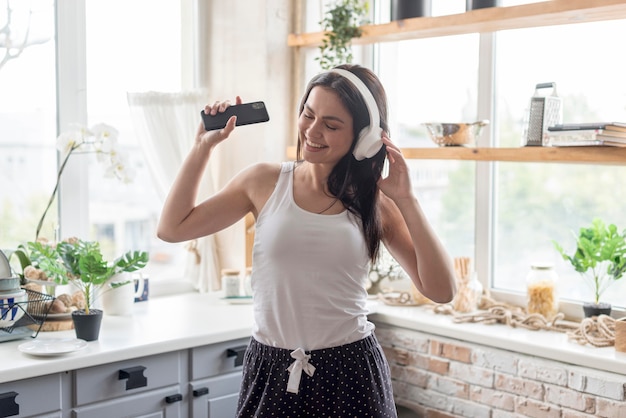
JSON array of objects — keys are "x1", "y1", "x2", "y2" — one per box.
[{"x1": 200, "y1": 101, "x2": 270, "y2": 131}]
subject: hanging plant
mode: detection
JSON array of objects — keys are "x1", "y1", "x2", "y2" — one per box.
[{"x1": 317, "y1": 0, "x2": 369, "y2": 70}]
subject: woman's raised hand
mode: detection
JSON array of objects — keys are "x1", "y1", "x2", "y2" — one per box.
[
  {"x1": 377, "y1": 135, "x2": 413, "y2": 202},
  {"x1": 195, "y1": 96, "x2": 243, "y2": 147}
]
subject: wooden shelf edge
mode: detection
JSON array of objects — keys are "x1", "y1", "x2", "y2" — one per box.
[
  {"x1": 287, "y1": 146, "x2": 626, "y2": 164},
  {"x1": 288, "y1": 0, "x2": 626, "y2": 47}
]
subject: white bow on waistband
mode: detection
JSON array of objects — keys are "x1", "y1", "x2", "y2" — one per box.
[{"x1": 286, "y1": 348, "x2": 316, "y2": 394}]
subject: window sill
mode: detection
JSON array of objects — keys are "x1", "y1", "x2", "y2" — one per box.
[{"x1": 368, "y1": 301, "x2": 626, "y2": 375}]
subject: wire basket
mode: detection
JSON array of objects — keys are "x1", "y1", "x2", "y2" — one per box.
[{"x1": 0, "y1": 289, "x2": 55, "y2": 339}]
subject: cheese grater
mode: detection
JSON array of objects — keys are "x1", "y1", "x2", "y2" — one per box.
[{"x1": 523, "y1": 82, "x2": 562, "y2": 146}]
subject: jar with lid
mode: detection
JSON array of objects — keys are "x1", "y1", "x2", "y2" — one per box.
[
  {"x1": 221, "y1": 269, "x2": 241, "y2": 298},
  {"x1": 526, "y1": 263, "x2": 559, "y2": 319}
]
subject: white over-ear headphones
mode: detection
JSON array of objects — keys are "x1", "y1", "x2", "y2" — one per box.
[{"x1": 330, "y1": 69, "x2": 383, "y2": 161}]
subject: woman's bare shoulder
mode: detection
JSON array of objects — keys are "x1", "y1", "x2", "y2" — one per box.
[{"x1": 238, "y1": 162, "x2": 283, "y2": 183}]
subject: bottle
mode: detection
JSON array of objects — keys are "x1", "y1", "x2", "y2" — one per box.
[
  {"x1": 526, "y1": 263, "x2": 559, "y2": 319},
  {"x1": 221, "y1": 269, "x2": 241, "y2": 298}
]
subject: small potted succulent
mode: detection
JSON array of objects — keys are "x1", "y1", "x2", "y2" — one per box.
[
  {"x1": 553, "y1": 218, "x2": 626, "y2": 317},
  {"x1": 14, "y1": 237, "x2": 148, "y2": 340}
]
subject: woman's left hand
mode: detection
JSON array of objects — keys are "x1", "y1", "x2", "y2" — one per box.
[{"x1": 377, "y1": 135, "x2": 413, "y2": 202}]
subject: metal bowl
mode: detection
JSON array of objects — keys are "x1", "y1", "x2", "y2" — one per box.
[{"x1": 423, "y1": 120, "x2": 489, "y2": 146}]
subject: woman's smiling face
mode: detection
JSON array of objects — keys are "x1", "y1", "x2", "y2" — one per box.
[{"x1": 298, "y1": 86, "x2": 354, "y2": 164}]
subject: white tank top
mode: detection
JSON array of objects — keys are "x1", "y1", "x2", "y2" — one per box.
[{"x1": 250, "y1": 161, "x2": 374, "y2": 351}]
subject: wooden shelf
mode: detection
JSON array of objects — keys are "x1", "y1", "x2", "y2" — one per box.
[
  {"x1": 288, "y1": 0, "x2": 626, "y2": 47},
  {"x1": 287, "y1": 146, "x2": 626, "y2": 164}
]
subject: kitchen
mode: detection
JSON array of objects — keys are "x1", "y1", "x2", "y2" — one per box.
[{"x1": 1, "y1": 1, "x2": 626, "y2": 417}]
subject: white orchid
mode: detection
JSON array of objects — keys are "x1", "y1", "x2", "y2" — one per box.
[{"x1": 36, "y1": 123, "x2": 135, "y2": 239}]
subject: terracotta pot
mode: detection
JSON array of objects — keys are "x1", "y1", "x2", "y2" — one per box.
[{"x1": 72, "y1": 309, "x2": 103, "y2": 341}]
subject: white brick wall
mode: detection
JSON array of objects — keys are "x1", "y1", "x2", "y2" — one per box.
[{"x1": 375, "y1": 324, "x2": 626, "y2": 418}]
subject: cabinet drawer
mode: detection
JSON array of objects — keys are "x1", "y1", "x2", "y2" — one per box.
[
  {"x1": 72, "y1": 384, "x2": 182, "y2": 418},
  {"x1": 74, "y1": 351, "x2": 182, "y2": 405},
  {"x1": 0, "y1": 373, "x2": 62, "y2": 418},
  {"x1": 189, "y1": 372, "x2": 242, "y2": 418},
  {"x1": 190, "y1": 337, "x2": 249, "y2": 380}
]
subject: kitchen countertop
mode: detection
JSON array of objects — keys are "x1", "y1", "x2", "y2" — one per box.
[
  {"x1": 2, "y1": 293, "x2": 625, "y2": 384},
  {"x1": 0, "y1": 293, "x2": 255, "y2": 383}
]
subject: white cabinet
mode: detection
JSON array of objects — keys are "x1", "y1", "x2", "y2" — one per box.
[
  {"x1": 0, "y1": 373, "x2": 66, "y2": 418},
  {"x1": 188, "y1": 337, "x2": 249, "y2": 418}
]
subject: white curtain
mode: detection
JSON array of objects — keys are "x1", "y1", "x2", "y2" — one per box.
[{"x1": 126, "y1": 90, "x2": 220, "y2": 292}]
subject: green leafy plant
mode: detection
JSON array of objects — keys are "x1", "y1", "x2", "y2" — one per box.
[
  {"x1": 317, "y1": 0, "x2": 369, "y2": 70},
  {"x1": 553, "y1": 218, "x2": 626, "y2": 305},
  {"x1": 14, "y1": 237, "x2": 148, "y2": 314}
]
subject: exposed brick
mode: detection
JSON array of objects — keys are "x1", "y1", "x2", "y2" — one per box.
[
  {"x1": 596, "y1": 397, "x2": 626, "y2": 418},
  {"x1": 562, "y1": 409, "x2": 604, "y2": 418},
  {"x1": 408, "y1": 351, "x2": 431, "y2": 370},
  {"x1": 378, "y1": 326, "x2": 429, "y2": 353},
  {"x1": 470, "y1": 385, "x2": 516, "y2": 411},
  {"x1": 383, "y1": 345, "x2": 410, "y2": 366},
  {"x1": 518, "y1": 358, "x2": 568, "y2": 385},
  {"x1": 430, "y1": 340, "x2": 472, "y2": 363},
  {"x1": 449, "y1": 361, "x2": 494, "y2": 388},
  {"x1": 426, "y1": 410, "x2": 456, "y2": 418},
  {"x1": 544, "y1": 384, "x2": 595, "y2": 413},
  {"x1": 515, "y1": 397, "x2": 562, "y2": 418},
  {"x1": 427, "y1": 375, "x2": 469, "y2": 399},
  {"x1": 392, "y1": 364, "x2": 429, "y2": 388},
  {"x1": 495, "y1": 373, "x2": 544, "y2": 400},
  {"x1": 472, "y1": 347, "x2": 518, "y2": 375},
  {"x1": 392, "y1": 380, "x2": 412, "y2": 400},
  {"x1": 404, "y1": 385, "x2": 454, "y2": 413},
  {"x1": 449, "y1": 398, "x2": 492, "y2": 418},
  {"x1": 493, "y1": 410, "x2": 527, "y2": 418},
  {"x1": 568, "y1": 370, "x2": 626, "y2": 401},
  {"x1": 428, "y1": 357, "x2": 450, "y2": 375}
]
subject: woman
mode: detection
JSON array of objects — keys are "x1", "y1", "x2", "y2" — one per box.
[{"x1": 158, "y1": 64, "x2": 456, "y2": 417}]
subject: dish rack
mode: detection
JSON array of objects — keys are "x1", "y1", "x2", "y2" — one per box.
[{"x1": 0, "y1": 289, "x2": 55, "y2": 343}]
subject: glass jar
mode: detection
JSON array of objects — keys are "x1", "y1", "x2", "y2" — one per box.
[
  {"x1": 452, "y1": 272, "x2": 483, "y2": 313},
  {"x1": 243, "y1": 267, "x2": 253, "y2": 297},
  {"x1": 221, "y1": 269, "x2": 241, "y2": 298},
  {"x1": 526, "y1": 263, "x2": 559, "y2": 319}
]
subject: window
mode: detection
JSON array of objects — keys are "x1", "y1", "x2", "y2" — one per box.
[
  {"x1": 0, "y1": 0, "x2": 56, "y2": 247},
  {"x1": 371, "y1": 3, "x2": 626, "y2": 313},
  {"x1": 493, "y1": 20, "x2": 626, "y2": 309},
  {"x1": 1, "y1": 1, "x2": 189, "y2": 293},
  {"x1": 84, "y1": 0, "x2": 185, "y2": 285}
]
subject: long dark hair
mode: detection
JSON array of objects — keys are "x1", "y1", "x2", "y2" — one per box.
[{"x1": 296, "y1": 64, "x2": 389, "y2": 262}]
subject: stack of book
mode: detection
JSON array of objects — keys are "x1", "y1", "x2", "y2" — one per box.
[{"x1": 544, "y1": 122, "x2": 626, "y2": 147}]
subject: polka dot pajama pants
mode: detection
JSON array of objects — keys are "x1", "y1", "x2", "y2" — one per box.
[{"x1": 236, "y1": 334, "x2": 398, "y2": 417}]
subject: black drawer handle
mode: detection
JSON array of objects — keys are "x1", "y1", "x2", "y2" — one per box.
[
  {"x1": 193, "y1": 387, "x2": 209, "y2": 397},
  {"x1": 0, "y1": 391, "x2": 19, "y2": 418},
  {"x1": 165, "y1": 393, "x2": 183, "y2": 404},
  {"x1": 226, "y1": 345, "x2": 248, "y2": 367},
  {"x1": 119, "y1": 366, "x2": 147, "y2": 390}
]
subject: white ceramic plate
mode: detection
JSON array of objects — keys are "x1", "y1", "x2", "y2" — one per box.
[
  {"x1": 18, "y1": 338, "x2": 88, "y2": 356},
  {"x1": 222, "y1": 296, "x2": 253, "y2": 305}
]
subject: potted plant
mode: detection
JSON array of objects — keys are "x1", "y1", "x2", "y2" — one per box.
[
  {"x1": 553, "y1": 218, "x2": 626, "y2": 317},
  {"x1": 15, "y1": 237, "x2": 148, "y2": 340},
  {"x1": 317, "y1": 0, "x2": 369, "y2": 70}
]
